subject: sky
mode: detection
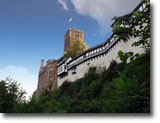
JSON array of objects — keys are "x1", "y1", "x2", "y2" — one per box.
[{"x1": 0, "y1": 0, "x2": 141, "y2": 99}]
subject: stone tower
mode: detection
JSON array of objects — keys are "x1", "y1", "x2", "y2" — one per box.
[
  {"x1": 35, "y1": 59, "x2": 58, "y2": 98},
  {"x1": 64, "y1": 28, "x2": 84, "y2": 54}
]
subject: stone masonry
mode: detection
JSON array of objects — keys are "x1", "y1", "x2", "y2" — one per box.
[
  {"x1": 64, "y1": 28, "x2": 84, "y2": 54},
  {"x1": 35, "y1": 59, "x2": 57, "y2": 98}
]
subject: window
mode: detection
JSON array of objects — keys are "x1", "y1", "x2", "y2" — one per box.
[
  {"x1": 75, "y1": 34, "x2": 79, "y2": 38},
  {"x1": 72, "y1": 66, "x2": 76, "y2": 74},
  {"x1": 60, "y1": 66, "x2": 62, "y2": 72},
  {"x1": 58, "y1": 68, "x2": 60, "y2": 73},
  {"x1": 86, "y1": 53, "x2": 88, "y2": 56},
  {"x1": 50, "y1": 67, "x2": 53, "y2": 72}
]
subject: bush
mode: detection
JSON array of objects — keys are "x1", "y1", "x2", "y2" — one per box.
[{"x1": 12, "y1": 51, "x2": 150, "y2": 113}]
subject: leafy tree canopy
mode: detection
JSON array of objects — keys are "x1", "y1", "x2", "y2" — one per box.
[
  {"x1": 0, "y1": 77, "x2": 26, "y2": 113},
  {"x1": 112, "y1": 0, "x2": 150, "y2": 49},
  {"x1": 65, "y1": 39, "x2": 88, "y2": 58}
]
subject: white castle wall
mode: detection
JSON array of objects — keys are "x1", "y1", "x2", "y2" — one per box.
[{"x1": 58, "y1": 37, "x2": 144, "y2": 87}]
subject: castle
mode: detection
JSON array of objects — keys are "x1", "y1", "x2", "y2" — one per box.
[
  {"x1": 35, "y1": 2, "x2": 146, "y2": 98},
  {"x1": 35, "y1": 28, "x2": 85, "y2": 97}
]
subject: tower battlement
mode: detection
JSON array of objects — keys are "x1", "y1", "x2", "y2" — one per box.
[{"x1": 64, "y1": 28, "x2": 84, "y2": 54}]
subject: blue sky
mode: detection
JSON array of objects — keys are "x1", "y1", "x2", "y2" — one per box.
[{"x1": 0, "y1": 0, "x2": 140, "y2": 98}]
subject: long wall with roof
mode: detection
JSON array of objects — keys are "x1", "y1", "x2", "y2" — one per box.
[{"x1": 57, "y1": 35, "x2": 145, "y2": 87}]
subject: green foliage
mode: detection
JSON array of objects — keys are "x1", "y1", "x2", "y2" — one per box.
[
  {"x1": 65, "y1": 38, "x2": 88, "y2": 58},
  {"x1": 112, "y1": 0, "x2": 150, "y2": 49},
  {"x1": 0, "y1": 77, "x2": 26, "y2": 113},
  {"x1": 131, "y1": 0, "x2": 150, "y2": 49},
  {"x1": 112, "y1": 25, "x2": 131, "y2": 41},
  {"x1": 12, "y1": 50, "x2": 149, "y2": 113},
  {"x1": 117, "y1": 50, "x2": 140, "y2": 64},
  {"x1": 115, "y1": 71, "x2": 139, "y2": 96},
  {"x1": 88, "y1": 80, "x2": 102, "y2": 98}
]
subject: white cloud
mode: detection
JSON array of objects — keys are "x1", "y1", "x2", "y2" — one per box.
[
  {"x1": 58, "y1": 0, "x2": 69, "y2": 11},
  {"x1": 0, "y1": 65, "x2": 38, "y2": 100},
  {"x1": 71, "y1": 0, "x2": 141, "y2": 34}
]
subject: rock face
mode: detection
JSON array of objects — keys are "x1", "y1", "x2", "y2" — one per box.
[{"x1": 35, "y1": 59, "x2": 57, "y2": 98}]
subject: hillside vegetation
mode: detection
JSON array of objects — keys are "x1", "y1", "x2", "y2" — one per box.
[{"x1": 13, "y1": 50, "x2": 150, "y2": 113}]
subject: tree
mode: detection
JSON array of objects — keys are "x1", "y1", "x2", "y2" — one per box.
[
  {"x1": 112, "y1": 0, "x2": 150, "y2": 49},
  {"x1": 111, "y1": 0, "x2": 150, "y2": 65},
  {"x1": 0, "y1": 77, "x2": 26, "y2": 113},
  {"x1": 65, "y1": 39, "x2": 88, "y2": 58}
]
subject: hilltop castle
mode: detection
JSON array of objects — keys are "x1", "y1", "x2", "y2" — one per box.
[
  {"x1": 35, "y1": 28, "x2": 85, "y2": 97},
  {"x1": 35, "y1": 2, "x2": 146, "y2": 98}
]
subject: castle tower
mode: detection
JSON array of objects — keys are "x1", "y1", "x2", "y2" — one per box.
[
  {"x1": 64, "y1": 28, "x2": 84, "y2": 54},
  {"x1": 36, "y1": 59, "x2": 58, "y2": 98},
  {"x1": 39, "y1": 59, "x2": 44, "y2": 72}
]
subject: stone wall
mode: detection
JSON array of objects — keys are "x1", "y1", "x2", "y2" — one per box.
[{"x1": 57, "y1": 36, "x2": 145, "y2": 87}]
